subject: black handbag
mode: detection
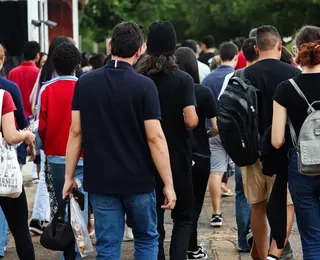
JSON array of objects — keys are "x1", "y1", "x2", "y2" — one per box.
[{"x1": 40, "y1": 198, "x2": 75, "y2": 251}]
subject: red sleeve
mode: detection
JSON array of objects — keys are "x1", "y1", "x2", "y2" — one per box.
[
  {"x1": 2, "y1": 91, "x2": 17, "y2": 116},
  {"x1": 38, "y1": 89, "x2": 47, "y2": 143}
]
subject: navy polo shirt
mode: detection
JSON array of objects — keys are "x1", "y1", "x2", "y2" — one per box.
[
  {"x1": 72, "y1": 60, "x2": 161, "y2": 195},
  {"x1": 0, "y1": 77, "x2": 28, "y2": 129}
]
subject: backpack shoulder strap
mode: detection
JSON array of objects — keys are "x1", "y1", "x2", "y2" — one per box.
[
  {"x1": 289, "y1": 78, "x2": 315, "y2": 114},
  {"x1": 288, "y1": 117, "x2": 298, "y2": 148},
  {"x1": 234, "y1": 68, "x2": 245, "y2": 80}
]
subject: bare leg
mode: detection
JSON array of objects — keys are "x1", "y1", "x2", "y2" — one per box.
[
  {"x1": 208, "y1": 172, "x2": 224, "y2": 214},
  {"x1": 251, "y1": 200, "x2": 269, "y2": 259},
  {"x1": 269, "y1": 204, "x2": 295, "y2": 257}
]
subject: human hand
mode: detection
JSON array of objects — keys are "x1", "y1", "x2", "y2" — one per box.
[
  {"x1": 162, "y1": 185, "x2": 176, "y2": 210},
  {"x1": 23, "y1": 130, "x2": 35, "y2": 145},
  {"x1": 63, "y1": 178, "x2": 78, "y2": 199},
  {"x1": 27, "y1": 143, "x2": 36, "y2": 162}
]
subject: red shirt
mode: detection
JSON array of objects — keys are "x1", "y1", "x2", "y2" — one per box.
[
  {"x1": 2, "y1": 91, "x2": 16, "y2": 116},
  {"x1": 38, "y1": 76, "x2": 78, "y2": 157},
  {"x1": 8, "y1": 61, "x2": 39, "y2": 118},
  {"x1": 235, "y1": 50, "x2": 247, "y2": 70}
]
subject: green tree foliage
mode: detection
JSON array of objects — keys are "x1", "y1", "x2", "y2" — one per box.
[{"x1": 80, "y1": 0, "x2": 320, "y2": 47}]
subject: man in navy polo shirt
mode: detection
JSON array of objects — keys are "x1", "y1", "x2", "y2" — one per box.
[{"x1": 62, "y1": 22, "x2": 176, "y2": 259}]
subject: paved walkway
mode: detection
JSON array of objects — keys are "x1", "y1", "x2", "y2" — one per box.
[{"x1": 4, "y1": 162, "x2": 302, "y2": 259}]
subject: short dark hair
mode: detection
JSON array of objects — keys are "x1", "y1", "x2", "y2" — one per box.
[
  {"x1": 52, "y1": 42, "x2": 81, "y2": 76},
  {"x1": 181, "y1": 40, "x2": 198, "y2": 54},
  {"x1": 296, "y1": 25, "x2": 320, "y2": 50},
  {"x1": 280, "y1": 46, "x2": 294, "y2": 65},
  {"x1": 233, "y1": 37, "x2": 246, "y2": 50},
  {"x1": 111, "y1": 22, "x2": 144, "y2": 58},
  {"x1": 23, "y1": 41, "x2": 40, "y2": 61},
  {"x1": 256, "y1": 25, "x2": 281, "y2": 51},
  {"x1": 219, "y1": 42, "x2": 239, "y2": 62},
  {"x1": 174, "y1": 47, "x2": 200, "y2": 84},
  {"x1": 249, "y1": 28, "x2": 257, "y2": 38},
  {"x1": 91, "y1": 53, "x2": 107, "y2": 70},
  {"x1": 242, "y1": 37, "x2": 258, "y2": 62},
  {"x1": 202, "y1": 35, "x2": 215, "y2": 49}
]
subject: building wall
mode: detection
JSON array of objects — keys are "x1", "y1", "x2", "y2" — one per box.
[
  {"x1": 48, "y1": 0, "x2": 73, "y2": 42},
  {"x1": 28, "y1": 0, "x2": 49, "y2": 52},
  {"x1": 47, "y1": 0, "x2": 79, "y2": 47}
]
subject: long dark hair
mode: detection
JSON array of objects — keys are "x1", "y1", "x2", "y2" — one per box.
[
  {"x1": 39, "y1": 36, "x2": 73, "y2": 85},
  {"x1": 136, "y1": 54, "x2": 178, "y2": 76},
  {"x1": 174, "y1": 47, "x2": 200, "y2": 84}
]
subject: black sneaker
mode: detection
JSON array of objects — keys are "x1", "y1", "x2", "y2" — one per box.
[
  {"x1": 29, "y1": 219, "x2": 48, "y2": 235},
  {"x1": 210, "y1": 213, "x2": 222, "y2": 227},
  {"x1": 187, "y1": 246, "x2": 208, "y2": 260}
]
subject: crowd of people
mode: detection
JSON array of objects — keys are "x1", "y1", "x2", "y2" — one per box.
[{"x1": 0, "y1": 19, "x2": 319, "y2": 260}]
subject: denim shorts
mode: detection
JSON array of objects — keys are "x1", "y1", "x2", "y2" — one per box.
[{"x1": 17, "y1": 142, "x2": 27, "y2": 165}]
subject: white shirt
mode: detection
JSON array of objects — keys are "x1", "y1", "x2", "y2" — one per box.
[{"x1": 198, "y1": 61, "x2": 210, "y2": 83}]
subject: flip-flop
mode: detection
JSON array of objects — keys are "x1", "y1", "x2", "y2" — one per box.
[{"x1": 221, "y1": 189, "x2": 234, "y2": 196}]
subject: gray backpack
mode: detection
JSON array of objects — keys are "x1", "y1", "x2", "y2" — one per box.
[{"x1": 288, "y1": 79, "x2": 320, "y2": 176}]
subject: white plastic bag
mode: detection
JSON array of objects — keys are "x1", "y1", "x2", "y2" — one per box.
[
  {"x1": 0, "y1": 90, "x2": 22, "y2": 198},
  {"x1": 70, "y1": 197, "x2": 94, "y2": 257}
]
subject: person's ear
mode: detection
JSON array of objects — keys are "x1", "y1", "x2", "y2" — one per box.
[
  {"x1": 278, "y1": 41, "x2": 283, "y2": 52},
  {"x1": 254, "y1": 45, "x2": 259, "y2": 55},
  {"x1": 108, "y1": 40, "x2": 112, "y2": 54},
  {"x1": 136, "y1": 46, "x2": 143, "y2": 59}
]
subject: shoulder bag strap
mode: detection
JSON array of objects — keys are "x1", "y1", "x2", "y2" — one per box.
[
  {"x1": 31, "y1": 70, "x2": 41, "y2": 116},
  {"x1": 0, "y1": 90, "x2": 5, "y2": 131}
]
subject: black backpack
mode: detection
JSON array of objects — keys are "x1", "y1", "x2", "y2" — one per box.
[{"x1": 217, "y1": 69, "x2": 260, "y2": 166}]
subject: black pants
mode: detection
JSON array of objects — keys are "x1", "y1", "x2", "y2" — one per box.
[
  {"x1": 189, "y1": 155, "x2": 210, "y2": 251},
  {"x1": 156, "y1": 170, "x2": 194, "y2": 260},
  {"x1": 0, "y1": 188, "x2": 35, "y2": 260}
]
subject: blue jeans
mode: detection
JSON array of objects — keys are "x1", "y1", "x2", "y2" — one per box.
[
  {"x1": 90, "y1": 190, "x2": 159, "y2": 260},
  {"x1": 49, "y1": 163, "x2": 88, "y2": 260},
  {"x1": 235, "y1": 166, "x2": 251, "y2": 251},
  {"x1": 288, "y1": 149, "x2": 320, "y2": 260},
  {"x1": 0, "y1": 207, "x2": 8, "y2": 256}
]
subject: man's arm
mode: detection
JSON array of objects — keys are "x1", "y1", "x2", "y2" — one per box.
[
  {"x1": 63, "y1": 111, "x2": 82, "y2": 198},
  {"x1": 145, "y1": 119, "x2": 176, "y2": 209},
  {"x1": 208, "y1": 117, "x2": 218, "y2": 137}
]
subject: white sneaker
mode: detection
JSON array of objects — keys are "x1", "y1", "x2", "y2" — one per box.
[{"x1": 123, "y1": 226, "x2": 134, "y2": 242}]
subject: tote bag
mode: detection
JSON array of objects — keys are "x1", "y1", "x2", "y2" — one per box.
[{"x1": 0, "y1": 90, "x2": 23, "y2": 198}]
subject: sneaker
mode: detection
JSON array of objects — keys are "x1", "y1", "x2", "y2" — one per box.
[
  {"x1": 29, "y1": 219, "x2": 48, "y2": 235},
  {"x1": 187, "y1": 246, "x2": 208, "y2": 260},
  {"x1": 246, "y1": 230, "x2": 253, "y2": 249},
  {"x1": 123, "y1": 226, "x2": 134, "y2": 242},
  {"x1": 210, "y1": 213, "x2": 222, "y2": 227}
]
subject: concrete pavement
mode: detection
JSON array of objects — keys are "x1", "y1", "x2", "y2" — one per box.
[{"x1": 4, "y1": 162, "x2": 302, "y2": 259}]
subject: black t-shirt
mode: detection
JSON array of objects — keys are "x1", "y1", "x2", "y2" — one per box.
[
  {"x1": 198, "y1": 52, "x2": 215, "y2": 67},
  {"x1": 245, "y1": 59, "x2": 301, "y2": 135},
  {"x1": 274, "y1": 73, "x2": 320, "y2": 137},
  {"x1": 72, "y1": 60, "x2": 161, "y2": 195},
  {"x1": 150, "y1": 68, "x2": 196, "y2": 174},
  {"x1": 192, "y1": 84, "x2": 217, "y2": 157}
]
